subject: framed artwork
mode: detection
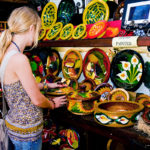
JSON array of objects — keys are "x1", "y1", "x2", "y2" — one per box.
[{"x1": 121, "y1": 0, "x2": 150, "y2": 30}]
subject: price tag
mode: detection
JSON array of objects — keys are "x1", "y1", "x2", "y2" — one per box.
[{"x1": 112, "y1": 36, "x2": 139, "y2": 48}]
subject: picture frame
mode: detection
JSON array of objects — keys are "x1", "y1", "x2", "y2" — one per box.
[{"x1": 121, "y1": 0, "x2": 150, "y2": 30}]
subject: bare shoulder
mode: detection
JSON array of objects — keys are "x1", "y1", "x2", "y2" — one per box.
[{"x1": 11, "y1": 52, "x2": 29, "y2": 65}]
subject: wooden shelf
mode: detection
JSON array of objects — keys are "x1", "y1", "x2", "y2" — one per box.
[{"x1": 38, "y1": 36, "x2": 150, "y2": 48}]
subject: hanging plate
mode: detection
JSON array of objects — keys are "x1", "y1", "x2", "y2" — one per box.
[
  {"x1": 110, "y1": 49, "x2": 144, "y2": 91},
  {"x1": 45, "y1": 22, "x2": 63, "y2": 40},
  {"x1": 25, "y1": 52, "x2": 44, "y2": 83},
  {"x1": 46, "y1": 49, "x2": 61, "y2": 76},
  {"x1": 62, "y1": 49, "x2": 82, "y2": 79},
  {"x1": 41, "y1": 2, "x2": 57, "y2": 29},
  {"x1": 38, "y1": 27, "x2": 46, "y2": 41},
  {"x1": 60, "y1": 23, "x2": 74, "y2": 40},
  {"x1": 83, "y1": 0, "x2": 109, "y2": 24},
  {"x1": 83, "y1": 48, "x2": 110, "y2": 85},
  {"x1": 72, "y1": 24, "x2": 86, "y2": 40}
]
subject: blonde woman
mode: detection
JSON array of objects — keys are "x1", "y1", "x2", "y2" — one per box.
[{"x1": 0, "y1": 6, "x2": 67, "y2": 150}]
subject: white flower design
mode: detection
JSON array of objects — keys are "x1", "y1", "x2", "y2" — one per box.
[
  {"x1": 131, "y1": 55, "x2": 139, "y2": 67},
  {"x1": 137, "y1": 63, "x2": 142, "y2": 72},
  {"x1": 121, "y1": 61, "x2": 131, "y2": 71},
  {"x1": 136, "y1": 73, "x2": 142, "y2": 81},
  {"x1": 117, "y1": 71, "x2": 127, "y2": 80}
]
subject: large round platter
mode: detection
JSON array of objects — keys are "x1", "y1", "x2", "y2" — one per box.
[
  {"x1": 62, "y1": 49, "x2": 82, "y2": 79},
  {"x1": 45, "y1": 22, "x2": 63, "y2": 40},
  {"x1": 83, "y1": 48, "x2": 110, "y2": 85},
  {"x1": 41, "y1": 2, "x2": 57, "y2": 29},
  {"x1": 60, "y1": 23, "x2": 74, "y2": 40},
  {"x1": 83, "y1": 0, "x2": 109, "y2": 24},
  {"x1": 110, "y1": 49, "x2": 144, "y2": 91},
  {"x1": 46, "y1": 49, "x2": 61, "y2": 76}
]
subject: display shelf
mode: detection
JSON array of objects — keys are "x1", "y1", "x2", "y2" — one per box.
[
  {"x1": 51, "y1": 107, "x2": 150, "y2": 150},
  {"x1": 38, "y1": 36, "x2": 150, "y2": 48}
]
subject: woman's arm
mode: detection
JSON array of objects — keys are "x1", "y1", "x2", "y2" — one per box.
[{"x1": 13, "y1": 53, "x2": 55, "y2": 109}]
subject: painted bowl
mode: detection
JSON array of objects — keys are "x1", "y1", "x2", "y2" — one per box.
[
  {"x1": 94, "y1": 101, "x2": 144, "y2": 127},
  {"x1": 41, "y1": 2, "x2": 57, "y2": 29},
  {"x1": 83, "y1": 48, "x2": 110, "y2": 85},
  {"x1": 110, "y1": 49, "x2": 144, "y2": 91},
  {"x1": 62, "y1": 49, "x2": 82, "y2": 79},
  {"x1": 67, "y1": 90, "x2": 100, "y2": 115},
  {"x1": 83, "y1": 0, "x2": 109, "y2": 24}
]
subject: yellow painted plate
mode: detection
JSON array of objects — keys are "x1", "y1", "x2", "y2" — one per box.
[
  {"x1": 38, "y1": 27, "x2": 46, "y2": 41},
  {"x1": 60, "y1": 23, "x2": 74, "y2": 40},
  {"x1": 41, "y1": 2, "x2": 57, "y2": 29},
  {"x1": 62, "y1": 49, "x2": 83, "y2": 79},
  {"x1": 83, "y1": 0, "x2": 109, "y2": 24},
  {"x1": 45, "y1": 22, "x2": 63, "y2": 40},
  {"x1": 72, "y1": 24, "x2": 86, "y2": 39}
]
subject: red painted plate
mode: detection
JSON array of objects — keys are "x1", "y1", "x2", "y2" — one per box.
[{"x1": 83, "y1": 48, "x2": 110, "y2": 85}]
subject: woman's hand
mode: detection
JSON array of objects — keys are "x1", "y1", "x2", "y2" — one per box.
[
  {"x1": 47, "y1": 82, "x2": 67, "y2": 89},
  {"x1": 50, "y1": 95, "x2": 67, "y2": 109}
]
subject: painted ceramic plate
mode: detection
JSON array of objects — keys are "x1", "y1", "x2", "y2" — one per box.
[
  {"x1": 83, "y1": 48, "x2": 110, "y2": 85},
  {"x1": 62, "y1": 49, "x2": 82, "y2": 79},
  {"x1": 45, "y1": 22, "x2": 63, "y2": 40},
  {"x1": 25, "y1": 52, "x2": 44, "y2": 83},
  {"x1": 83, "y1": 0, "x2": 109, "y2": 24},
  {"x1": 38, "y1": 27, "x2": 46, "y2": 41},
  {"x1": 66, "y1": 129, "x2": 80, "y2": 149},
  {"x1": 110, "y1": 49, "x2": 144, "y2": 91},
  {"x1": 108, "y1": 88, "x2": 129, "y2": 101},
  {"x1": 60, "y1": 23, "x2": 74, "y2": 40},
  {"x1": 41, "y1": 2, "x2": 57, "y2": 29},
  {"x1": 95, "y1": 83, "x2": 113, "y2": 102},
  {"x1": 72, "y1": 24, "x2": 86, "y2": 40},
  {"x1": 46, "y1": 49, "x2": 61, "y2": 76}
]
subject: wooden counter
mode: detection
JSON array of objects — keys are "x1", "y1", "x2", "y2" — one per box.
[{"x1": 50, "y1": 107, "x2": 150, "y2": 150}]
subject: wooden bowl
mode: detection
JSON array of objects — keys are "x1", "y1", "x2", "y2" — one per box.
[
  {"x1": 94, "y1": 101, "x2": 144, "y2": 127},
  {"x1": 67, "y1": 91, "x2": 100, "y2": 115}
]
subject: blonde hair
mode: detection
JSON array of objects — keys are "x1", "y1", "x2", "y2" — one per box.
[{"x1": 0, "y1": 6, "x2": 41, "y2": 63}]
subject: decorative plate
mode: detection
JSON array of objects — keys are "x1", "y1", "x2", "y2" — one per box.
[
  {"x1": 72, "y1": 24, "x2": 86, "y2": 40},
  {"x1": 113, "y1": 1, "x2": 125, "y2": 20},
  {"x1": 46, "y1": 49, "x2": 61, "y2": 76},
  {"x1": 87, "y1": 20, "x2": 108, "y2": 39},
  {"x1": 57, "y1": 0, "x2": 76, "y2": 26},
  {"x1": 41, "y1": 2, "x2": 57, "y2": 29},
  {"x1": 79, "y1": 78, "x2": 96, "y2": 91},
  {"x1": 38, "y1": 27, "x2": 46, "y2": 41},
  {"x1": 25, "y1": 52, "x2": 44, "y2": 83},
  {"x1": 110, "y1": 49, "x2": 144, "y2": 91},
  {"x1": 83, "y1": 0, "x2": 109, "y2": 24},
  {"x1": 83, "y1": 48, "x2": 110, "y2": 85},
  {"x1": 108, "y1": 88, "x2": 129, "y2": 101},
  {"x1": 45, "y1": 22, "x2": 63, "y2": 40},
  {"x1": 60, "y1": 23, "x2": 74, "y2": 40},
  {"x1": 62, "y1": 49, "x2": 82, "y2": 79},
  {"x1": 136, "y1": 94, "x2": 150, "y2": 108},
  {"x1": 95, "y1": 83, "x2": 113, "y2": 102},
  {"x1": 142, "y1": 108, "x2": 150, "y2": 125},
  {"x1": 66, "y1": 129, "x2": 80, "y2": 149}
]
